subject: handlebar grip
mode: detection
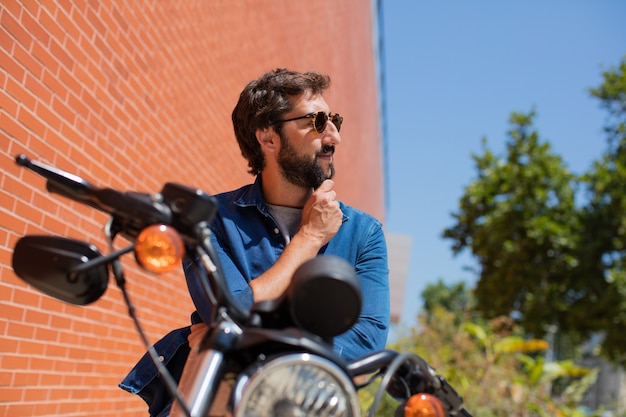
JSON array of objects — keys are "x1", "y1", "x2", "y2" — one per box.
[
  {"x1": 16, "y1": 154, "x2": 98, "y2": 201},
  {"x1": 16, "y1": 154, "x2": 172, "y2": 237}
]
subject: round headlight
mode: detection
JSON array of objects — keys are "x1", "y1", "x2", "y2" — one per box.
[{"x1": 234, "y1": 353, "x2": 360, "y2": 417}]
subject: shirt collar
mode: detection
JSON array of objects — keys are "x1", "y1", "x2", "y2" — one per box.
[{"x1": 233, "y1": 175, "x2": 267, "y2": 212}]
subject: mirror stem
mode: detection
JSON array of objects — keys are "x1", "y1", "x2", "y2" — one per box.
[{"x1": 68, "y1": 244, "x2": 134, "y2": 278}]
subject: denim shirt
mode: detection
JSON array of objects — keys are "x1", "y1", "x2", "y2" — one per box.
[
  {"x1": 188, "y1": 175, "x2": 390, "y2": 358},
  {"x1": 120, "y1": 176, "x2": 390, "y2": 414}
]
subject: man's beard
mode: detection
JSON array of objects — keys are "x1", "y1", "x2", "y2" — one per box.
[{"x1": 277, "y1": 134, "x2": 335, "y2": 189}]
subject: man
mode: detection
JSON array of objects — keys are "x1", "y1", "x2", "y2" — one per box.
[{"x1": 120, "y1": 68, "x2": 390, "y2": 416}]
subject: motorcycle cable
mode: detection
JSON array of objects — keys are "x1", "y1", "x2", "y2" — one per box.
[
  {"x1": 366, "y1": 352, "x2": 417, "y2": 417},
  {"x1": 104, "y1": 218, "x2": 193, "y2": 417},
  {"x1": 369, "y1": 352, "x2": 473, "y2": 417},
  {"x1": 189, "y1": 246, "x2": 219, "y2": 315}
]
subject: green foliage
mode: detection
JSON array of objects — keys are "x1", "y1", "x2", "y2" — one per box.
[
  {"x1": 588, "y1": 57, "x2": 626, "y2": 143},
  {"x1": 443, "y1": 109, "x2": 580, "y2": 338},
  {"x1": 422, "y1": 278, "x2": 472, "y2": 324},
  {"x1": 578, "y1": 56, "x2": 626, "y2": 364},
  {"x1": 358, "y1": 385, "x2": 398, "y2": 417},
  {"x1": 382, "y1": 308, "x2": 601, "y2": 417},
  {"x1": 443, "y1": 56, "x2": 626, "y2": 365}
]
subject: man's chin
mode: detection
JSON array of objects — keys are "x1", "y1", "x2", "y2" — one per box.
[{"x1": 326, "y1": 165, "x2": 335, "y2": 180}]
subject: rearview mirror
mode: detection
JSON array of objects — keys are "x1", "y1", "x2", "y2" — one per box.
[{"x1": 12, "y1": 236, "x2": 109, "y2": 305}]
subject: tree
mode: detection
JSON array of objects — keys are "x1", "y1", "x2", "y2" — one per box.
[
  {"x1": 443, "y1": 110, "x2": 580, "y2": 339},
  {"x1": 421, "y1": 278, "x2": 472, "y2": 324},
  {"x1": 443, "y1": 56, "x2": 626, "y2": 365},
  {"x1": 576, "y1": 56, "x2": 626, "y2": 363}
]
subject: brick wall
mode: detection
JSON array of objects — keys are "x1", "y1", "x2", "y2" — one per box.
[{"x1": 0, "y1": 1, "x2": 384, "y2": 416}]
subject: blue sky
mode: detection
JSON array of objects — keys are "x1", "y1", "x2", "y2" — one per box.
[{"x1": 380, "y1": 2, "x2": 626, "y2": 328}]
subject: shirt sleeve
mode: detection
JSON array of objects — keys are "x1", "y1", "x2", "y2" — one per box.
[
  {"x1": 184, "y1": 228, "x2": 255, "y2": 326},
  {"x1": 333, "y1": 221, "x2": 390, "y2": 360}
]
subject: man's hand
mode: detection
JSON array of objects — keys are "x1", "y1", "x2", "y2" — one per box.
[
  {"x1": 249, "y1": 179, "x2": 343, "y2": 302},
  {"x1": 299, "y1": 179, "x2": 343, "y2": 246}
]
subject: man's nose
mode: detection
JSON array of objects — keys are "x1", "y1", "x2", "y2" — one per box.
[{"x1": 323, "y1": 124, "x2": 341, "y2": 147}]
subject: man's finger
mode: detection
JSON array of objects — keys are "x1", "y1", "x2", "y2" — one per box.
[{"x1": 315, "y1": 179, "x2": 334, "y2": 192}]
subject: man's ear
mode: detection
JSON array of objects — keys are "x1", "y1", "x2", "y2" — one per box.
[{"x1": 256, "y1": 128, "x2": 277, "y2": 152}]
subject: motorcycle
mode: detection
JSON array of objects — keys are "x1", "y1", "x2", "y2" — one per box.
[{"x1": 11, "y1": 154, "x2": 473, "y2": 417}]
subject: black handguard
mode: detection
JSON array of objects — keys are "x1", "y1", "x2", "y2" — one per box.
[
  {"x1": 385, "y1": 354, "x2": 470, "y2": 417},
  {"x1": 431, "y1": 374, "x2": 471, "y2": 417}
]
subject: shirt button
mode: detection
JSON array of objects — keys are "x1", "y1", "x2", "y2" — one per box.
[{"x1": 273, "y1": 228, "x2": 280, "y2": 234}]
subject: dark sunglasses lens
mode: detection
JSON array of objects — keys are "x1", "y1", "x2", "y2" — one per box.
[
  {"x1": 331, "y1": 114, "x2": 342, "y2": 132},
  {"x1": 314, "y1": 112, "x2": 328, "y2": 133}
]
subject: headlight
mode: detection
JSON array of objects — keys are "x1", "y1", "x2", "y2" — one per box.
[{"x1": 233, "y1": 353, "x2": 360, "y2": 417}]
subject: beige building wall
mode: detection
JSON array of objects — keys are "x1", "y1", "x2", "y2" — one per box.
[{"x1": 386, "y1": 233, "x2": 412, "y2": 324}]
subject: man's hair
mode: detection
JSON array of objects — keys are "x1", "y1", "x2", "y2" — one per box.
[{"x1": 232, "y1": 68, "x2": 331, "y2": 175}]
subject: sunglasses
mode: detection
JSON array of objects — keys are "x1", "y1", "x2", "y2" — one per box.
[{"x1": 275, "y1": 111, "x2": 343, "y2": 133}]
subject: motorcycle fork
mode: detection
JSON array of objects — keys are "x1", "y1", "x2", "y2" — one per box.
[
  {"x1": 172, "y1": 347, "x2": 225, "y2": 417},
  {"x1": 173, "y1": 312, "x2": 242, "y2": 417}
]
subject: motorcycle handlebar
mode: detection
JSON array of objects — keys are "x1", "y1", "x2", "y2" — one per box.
[
  {"x1": 16, "y1": 154, "x2": 172, "y2": 238},
  {"x1": 15, "y1": 154, "x2": 251, "y2": 324},
  {"x1": 348, "y1": 350, "x2": 471, "y2": 417}
]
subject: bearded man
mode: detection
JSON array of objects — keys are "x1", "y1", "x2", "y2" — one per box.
[{"x1": 120, "y1": 68, "x2": 390, "y2": 417}]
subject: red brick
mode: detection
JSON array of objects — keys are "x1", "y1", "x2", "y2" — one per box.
[
  {"x1": 72, "y1": 63, "x2": 96, "y2": 92},
  {"x1": 0, "y1": 369, "x2": 14, "y2": 385},
  {"x1": 0, "y1": 190, "x2": 17, "y2": 218},
  {"x1": 0, "y1": 353, "x2": 30, "y2": 369},
  {"x1": 13, "y1": 286, "x2": 42, "y2": 306},
  {"x1": 23, "y1": 387, "x2": 50, "y2": 401},
  {"x1": 67, "y1": 90, "x2": 90, "y2": 119},
  {"x1": 12, "y1": 370, "x2": 39, "y2": 386},
  {"x1": 55, "y1": 0, "x2": 73, "y2": 15},
  {"x1": 24, "y1": 308, "x2": 51, "y2": 326},
  {"x1": 0, "y1": 336, "x2": 20, "y2": 353},
  {"x1": 49, "y1": 37, "x2": 74, "y2": 70},
  {"x1": 4, "y1": 171, "x2": 32, "y2": 200},
  {"x1": 1, "y1": 0, "x2": 24, "y2": 19},
  {"x1": 20, "y1": 7, "x2": 50, "y2": 46},
  {"x1": 19, "y1": 0, "x2": 41, "y2": 19},
  {"x1": 49, "y1": 314, "x2": 72, "y2": 329},
  {"x1": 30, "y1": 355, "x2": 57, "y2": 371},
  {"x1": 38, "y1": 6, "x2": 66, "y2": 44},
  {"x1": 5, "y1": 76, "x2": 36, "y2": 109},
  {"x1": 0, "y1": 387, "x2": 24, "y2": 402},
  {"x1": 1, "y1": 303, "x2": 25, "y2": 321},
  {"x1": 58, "y1": 66, "x2": 86, "y2": 97},
  {"x1": 17, "y1": 338, "x2": 46, "y2": 356},
  {"x1": 1, "y1": 2, "x2": 383, "y2": 416},
  {"x1": 17, "y1": 106, "x2": 46, "y2": 137},
  {"x1": 15, "y1": 200, "x2": 43, "y2": 224},
  {"x1": 52, "y1": 96, "x2": 76, "y2": 124},
  {"x1": 1, "y1": 7, "x2": 32, "y2": 49},
  {"x1": 24, "y1": 72, "x2": 52, "y2": 104},
  {"x1": 0, "y1": 246, "x2": 14, "y2": 269},
  {"x1": 54, "y1": 4, "x2": 81, "y2": 40},
  {"x1": 49, "y1": 387, "x2": 74, "y2": 402},
  {"x1": 37, "y1": 102, "x2": 62, "y2": 134},
  {"x1": 0, "y1": 32, "x2": 25, "y2": 81}
]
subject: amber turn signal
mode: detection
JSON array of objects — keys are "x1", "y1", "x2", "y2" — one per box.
[
  {"x1": 404, "y1": 393, "x2": 445, "y2": 417},
  {"x1": 135, "y1": 224, "x2": 184, "y2": 273}
]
